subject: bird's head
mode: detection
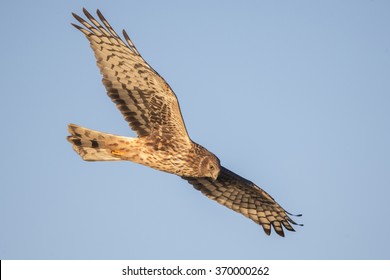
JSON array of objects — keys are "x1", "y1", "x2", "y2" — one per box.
[{"x1": 200, "y1": 154, "x2": 221, "y2": 181}]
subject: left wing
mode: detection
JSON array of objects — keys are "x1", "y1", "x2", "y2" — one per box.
[{"x1": 183, "y1": 167, "x2": 302, "y2": 237}]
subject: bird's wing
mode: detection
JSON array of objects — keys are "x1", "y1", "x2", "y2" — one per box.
[
  {"x1": 72, "y1": 9, "x2": 190, "y2": 141},
  {"x1": 183, "y1": 167, "x2": 302, "y2": 237}
]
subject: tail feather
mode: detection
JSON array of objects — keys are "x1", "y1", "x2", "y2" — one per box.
[{"x1": 67, "y1": 123, "x2": 127, "y2": 161}]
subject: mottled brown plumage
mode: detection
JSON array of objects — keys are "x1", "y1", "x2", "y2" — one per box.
[{"x1": 67, "y1": 8, "x2": 302, "y2": 237}]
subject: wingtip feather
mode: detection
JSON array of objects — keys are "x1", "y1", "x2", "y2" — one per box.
[
  {"x1": 262, "y1": 225, "x2": 271, "y2": 236},
  {"x1": 72, "y1": 12, "x2": 83, "y2": 22}
]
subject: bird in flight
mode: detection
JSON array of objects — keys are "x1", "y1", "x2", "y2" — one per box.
[{"x1": 67, "y1": 8, "x2": 302, "y2": 237}]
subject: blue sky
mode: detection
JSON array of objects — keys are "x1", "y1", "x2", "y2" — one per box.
[{"x1": 1, "y1": 0, "x2": 389, "y2": 259}]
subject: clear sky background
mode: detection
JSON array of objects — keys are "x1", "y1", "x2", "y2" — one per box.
[{"x1": 1, "y1": 0, "x2": 389, "y2": 260}]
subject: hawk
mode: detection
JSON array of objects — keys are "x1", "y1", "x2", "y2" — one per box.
[{"x1": 67, "y1": 8, "x2": 302, "y2": 237}]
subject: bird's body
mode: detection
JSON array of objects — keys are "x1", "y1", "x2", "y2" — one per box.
[
  {"x1": 67, "y1": 8, "x2": 302, "y2": 237},
  {"x1": 68, "y1": 124, "x2": 219, "y2": 179}
]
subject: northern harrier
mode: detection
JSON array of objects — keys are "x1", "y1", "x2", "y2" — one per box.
[{"x1": 67, "y1": 8, "x2": 302, "y2": 237}]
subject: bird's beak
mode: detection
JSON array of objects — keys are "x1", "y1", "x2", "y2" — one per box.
[{"x1": 211, "y1": 171, "x2": 219, "y2": 182}]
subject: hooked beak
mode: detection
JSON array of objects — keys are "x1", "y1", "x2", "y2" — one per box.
[{"x1": 210, "y1": 170, "x2": 220, "y2": 182}]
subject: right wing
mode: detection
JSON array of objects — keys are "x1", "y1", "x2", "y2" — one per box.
[{"x1": 72, "y1": 9, "x2": 190, "y2": 141}]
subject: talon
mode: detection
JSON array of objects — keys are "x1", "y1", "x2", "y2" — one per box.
[{"x1": 111, "y1": 150, "x2": 125, "y2": 156}]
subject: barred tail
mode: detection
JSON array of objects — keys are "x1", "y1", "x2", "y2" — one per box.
[{"x1": 67, "y1": 123, "x2": 128, "y2": 161}]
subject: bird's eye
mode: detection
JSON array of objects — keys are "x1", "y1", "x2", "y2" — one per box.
[{"x1": 210, "y1": 165, "x2": 214, "y2": 170}]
